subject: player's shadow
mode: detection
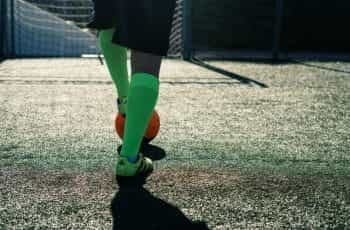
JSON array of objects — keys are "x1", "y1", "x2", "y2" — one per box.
[
  {"x1": 111, "y1": 175, "x2": 209, "y2": 230},
  {"x1": 117, "y1": 143, "x2": 166, "y2": 161}
]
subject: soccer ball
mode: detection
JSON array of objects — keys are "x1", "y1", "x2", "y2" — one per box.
[{"x1": 115, "y1": 110, "x2": 160, "y2": 143}]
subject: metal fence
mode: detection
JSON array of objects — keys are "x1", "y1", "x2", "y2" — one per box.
[
  {"x1": 0, "y1": 0, "x2": 187, "y2": 58},
  {"x1": 188, "y1": 0, "x2": 350, "y2": 60},
  {"x1": 1, "y1": 0, "x2": 350, "y2": 60},
  {"x1": 0, "y1": 0, "x2": 8, "y2": 58}
]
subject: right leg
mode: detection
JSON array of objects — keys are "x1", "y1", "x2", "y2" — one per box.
[
  {"x1": 130, "y1": 50, "x2": 162, "y2": 77},
  {"x1": 116, "y1": 50, "x2": 162, "y2": 177}
]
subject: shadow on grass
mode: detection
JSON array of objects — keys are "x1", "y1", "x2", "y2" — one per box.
[
  {"x1": 290, "y1": 60, "x2": 350, "y2": 75},
  {"x1": 117, "y1": 143, "x2": 166, "y2": 161},
  {"x1": 111, "y1": 175, "x2": 209, "y2": 230},
  {"x1": 0, "y1": 144, "x2": 19, "y2": 152},
  {"x1": 188, "y1": 58, "x2": 268, "y2": 88}
]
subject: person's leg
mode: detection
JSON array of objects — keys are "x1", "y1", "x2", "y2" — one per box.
[
  {"x1": 99, "y1": 29, "x2": 129, "y2": 114},
  {"x1": 116, "y1": 50, "x2": 162, "y2": 176},
  {"x1": 130, "y1": 50, "x2": 162, "y2": 77}
]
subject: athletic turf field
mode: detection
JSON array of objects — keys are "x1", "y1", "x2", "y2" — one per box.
[{"x1": 0, "y1": 59, "x2": 349, "y2": 229}]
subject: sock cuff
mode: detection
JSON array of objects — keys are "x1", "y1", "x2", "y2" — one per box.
[
  {"x1": 99, "y1": 29, "x2": 127, "y2": 51},
  {"x1": 99, "y1": 29, "x2": 115, "y2": 43},
  {"x1": 131, "y1": 73, "x2": 159, "y2": 90}
]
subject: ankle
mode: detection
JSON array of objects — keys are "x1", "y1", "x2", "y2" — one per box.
[
  {"x1": 117, "y1": 97, "x2": 127, "y2": 114},
  {"x1": 127, "y1": 155, "x2": 138, "y2": 163}
]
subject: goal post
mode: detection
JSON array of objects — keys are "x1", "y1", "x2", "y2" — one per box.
[{"x1": 0, "y1": 0, "x2": 4, "y2": 58}]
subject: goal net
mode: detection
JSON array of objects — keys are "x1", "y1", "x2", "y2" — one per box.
[{"x1": 2, "y1": 0, "x2": 185, "y2": 57}]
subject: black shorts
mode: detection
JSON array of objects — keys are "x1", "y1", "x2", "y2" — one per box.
[{"x1": 87, "y1": 0, "x2": 176, "y2": 56}]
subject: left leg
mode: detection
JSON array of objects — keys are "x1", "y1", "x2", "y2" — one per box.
[{"x1": 99, "y1": 29, "x2": 129, "y2": 114}]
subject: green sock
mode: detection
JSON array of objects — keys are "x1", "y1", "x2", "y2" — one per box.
[
  {"x1": 99, "y1": 29, "x2": 129, "y2": 114},
  {"x1": 120, "y1": 73, "x2": 159, "y2": 159}
]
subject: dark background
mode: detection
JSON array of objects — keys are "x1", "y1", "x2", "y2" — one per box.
[
  {"x1": 192, "y1": 0, "x2": 350, "y2": 53},
  {"x1": 1, "y1": 0, "x2": 350, "y2": 58},
  {"x1": 0, "y1": 0, "x2": 5, "y2": 58}
]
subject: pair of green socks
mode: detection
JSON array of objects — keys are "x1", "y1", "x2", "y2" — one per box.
[{"x1": 99, "y1": 29, "x2": 159, "y2": 162}]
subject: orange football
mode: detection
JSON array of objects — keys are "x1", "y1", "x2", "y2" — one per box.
[{"x1": 115, "y1": 110, "x2": 160, "y2": 143}]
